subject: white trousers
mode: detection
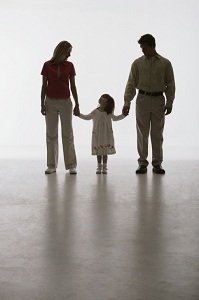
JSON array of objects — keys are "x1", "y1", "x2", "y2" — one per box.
[
  {"x1": 136, "y1": 93, "x2": 165, "y2": 166},
  {"x1": 45, "y1": 97, "x2": 77, "y2": 169}
]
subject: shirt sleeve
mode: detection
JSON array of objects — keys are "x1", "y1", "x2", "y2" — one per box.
[
  {"x1": 70, "y1": 62, "x2": 76, "y2": 77},
  {"x1": 41, "y1": 62, "x2": 48, "y2": 77},
  {"x1": 111, "y1": 113, "x2": 126, "y2": 121},
  {"x1": 78, "y1": 110, "x2": 95, "y2": 120},
  {"x1": 165, "y1": 61, "x2": 175, "y2": 107},
  {"x1": 124, "y1": 61, "x2": 138, "y2": 107}
]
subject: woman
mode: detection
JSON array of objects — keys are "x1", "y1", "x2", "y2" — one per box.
[{"x1": 41, "y1": 41, "x2": 79, "y2": 174}]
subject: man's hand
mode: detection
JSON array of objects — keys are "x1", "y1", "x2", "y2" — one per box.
[
  {"x1": 73, "y1": 105, "x2": 80, "y2": 116},
  {"x1": 122, "y1": 106, "x2": 130, "y2": 116},
  {"x1": 41, "y1": 105, "x2": 46, "y2": 115},
  {"x1": 164, "y1": 106, "x2": 172, "y2": 115}
]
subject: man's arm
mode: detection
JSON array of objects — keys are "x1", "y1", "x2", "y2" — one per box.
[
  {"x1": 123, "y1": 62, "x2": 138, "y2": 115},
  {"x1": 164, "y1": 61, "x2": 175, "y2": 115}
]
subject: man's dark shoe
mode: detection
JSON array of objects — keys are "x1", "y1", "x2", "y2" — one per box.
[
  {"x1": 152, "y1": 165, "x2": 165, "y2": 174},
  {"x1": 136, "y1": 165, "x2": 147, "y2": 174}
]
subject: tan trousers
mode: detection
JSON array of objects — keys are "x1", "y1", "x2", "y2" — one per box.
[
  {"x1": 136, "y1": 93, "x2": 165, "y2": 166},
  {"x1": 45, "y1": 97, "x2": 77, "y2": 170}
]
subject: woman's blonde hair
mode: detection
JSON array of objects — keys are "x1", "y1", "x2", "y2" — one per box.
[{"x1": 50, "y1": 41, "x2": 72, "y2": 64}]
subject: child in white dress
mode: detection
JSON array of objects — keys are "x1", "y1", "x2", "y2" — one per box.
[{"x1": 76, "y1": 94, "x2": 126, "y2": 174}]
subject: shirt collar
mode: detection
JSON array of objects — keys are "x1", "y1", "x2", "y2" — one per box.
[{"x1": 144, "y1": 53, "x2": 161, "y2": 60}]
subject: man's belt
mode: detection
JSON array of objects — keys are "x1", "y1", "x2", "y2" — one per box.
[{"x1": 139, "y1": 90, "x2": 163, "y2": 96}]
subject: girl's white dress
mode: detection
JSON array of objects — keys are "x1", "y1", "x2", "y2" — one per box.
[{"x1": 79, "y1": 109, "x2": 125, "y2": 155}]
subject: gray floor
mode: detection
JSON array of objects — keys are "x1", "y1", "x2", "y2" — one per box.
[{"x1": 0, "y1": 157, "x2": 199, "y2": 300}]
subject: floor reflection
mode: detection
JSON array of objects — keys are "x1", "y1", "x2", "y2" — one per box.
[{"x1": 1, "y1": 160, "x2": 198, "y2": 299}]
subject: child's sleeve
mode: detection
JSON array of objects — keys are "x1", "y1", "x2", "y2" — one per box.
[
  {"x1": 111, "y1": 113, "x2": 126, "y2": 121},
  {"x1": 78, "y1": 110, "x2": 95, "y2": 120}
]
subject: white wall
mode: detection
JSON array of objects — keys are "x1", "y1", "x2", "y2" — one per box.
[{"x1": 0, "y1": 0, "x2": 199, "y2": 150}]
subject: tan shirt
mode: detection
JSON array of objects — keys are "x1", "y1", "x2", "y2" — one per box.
[{"x1": 124, "y1": 54, "x2": 175, "y2": 108}]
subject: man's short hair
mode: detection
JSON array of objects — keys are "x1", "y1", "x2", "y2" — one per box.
[{"x1": 138, "y1": 34, "x2": 156, "y2": 47}]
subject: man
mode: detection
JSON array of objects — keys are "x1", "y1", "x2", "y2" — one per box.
[{"x1": 123, "y1": 34, "x2": 175, "y2": 174}]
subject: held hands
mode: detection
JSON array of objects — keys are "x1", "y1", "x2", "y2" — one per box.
[
  {"x1": 122, "y1": 106, "x2": 130, "y2": 116},
  {"x1": 73, "y1": 105, "x2": 80, "y2": 116},
  {"x1": 164, "y1": 106, "x2": 172, "y2": 115},
  {"x1": 41, "y1": 104, "x2": 80, "y2": 116}
]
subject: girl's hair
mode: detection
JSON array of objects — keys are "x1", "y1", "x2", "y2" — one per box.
[
  {"x1": 101, "y1": 94, "x2": 115, "y2": 115},
  {"x1": 50, "y1": 41, "x2": 72, "y2": 64}
]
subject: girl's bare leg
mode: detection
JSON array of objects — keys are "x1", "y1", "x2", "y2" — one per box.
[
  {"x1": 97, "y1": 155, "x2": 102, "y2": 164},
  {"x1": 103, "y1": 155, "x2": 107, "y2": 164}
]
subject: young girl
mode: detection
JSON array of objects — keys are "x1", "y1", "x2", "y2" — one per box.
[{"x1": 76, "y1": 94, "x2": 126, "y2": 174}]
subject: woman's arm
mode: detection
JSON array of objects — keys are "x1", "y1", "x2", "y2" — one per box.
[
  {"x1": 41, "y1": 76, "x2": 47, "y2": 115},
  {"x1": 70, "y1": 76, "x2": 80, "y2": 116}
]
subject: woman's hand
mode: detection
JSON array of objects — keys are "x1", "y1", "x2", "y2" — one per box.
[
  {"x1": 41, "y1": 105, "x2": 46, "y2": 115},
  {"x1": 73, "y1": 105, "x2": 80, "y2": 116}
]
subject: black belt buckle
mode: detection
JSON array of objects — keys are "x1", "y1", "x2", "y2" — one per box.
[{"x1": 139, "y1": 90, "x2": 148, "y2": 95}]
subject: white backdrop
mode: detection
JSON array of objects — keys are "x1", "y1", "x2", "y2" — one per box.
[{"x1": 0, "y1": 0, "x2": 199, "y2": 153}]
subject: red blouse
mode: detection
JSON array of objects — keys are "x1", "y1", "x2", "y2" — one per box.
[{"x1": 41, "y1": 60, "x2": 76, "y2": 99}]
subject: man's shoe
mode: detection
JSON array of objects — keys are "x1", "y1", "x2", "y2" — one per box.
[
  {"x1": 152, "y1": 165, "x2": 165, "y2": 174},
  {"x1": 70, "y1": 168, "x2": 77, "y2": 174},
  {"x1": 45, "y1": 168, "x2": 56, "y2": 174},
  {"x1": 136, "y1": 165, "x2": 147, "y2": 174}
]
